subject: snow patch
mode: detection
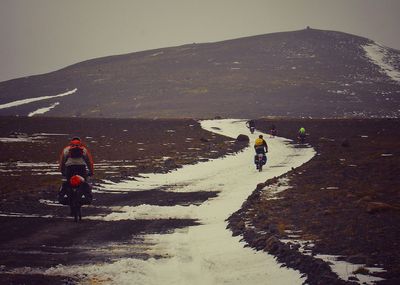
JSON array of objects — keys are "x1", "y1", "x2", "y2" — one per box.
[
  {"x1": 0, "y1": 132, "x2": 57, "y2": 143},
  {"x1": 261, "y1": 177, "x2": 291, "y2": 200},
  {"x1": 28, "y1": 102, "x2": 60, "y2": 117},
  {"x1": 87, "y1": 204, "x2": 200, "y2": 221},
  {"x1": 0, "y1": 88, "x2": 77, "y2": 110},
  {"x1": 0, "y1": 137, "x2": 35, "y2": 143},
  {"x1": 280, "y1": 235, "x2": 386, "y2": 284},
  {"x1": 0, "y1": 212, "x2": 54, "y2": 219},
  {"x1": 151, "y1": 51, "x2": 164, "y2": 57},
  {"x1": 315, "y1": 255, "x2": 385, "y2": 284},
  {"x1": 363, "y1": 43, "x2": 400, "y2": 83},
  {"x1": 39, "y1": 199, "x2": 63, "y2": 207}
]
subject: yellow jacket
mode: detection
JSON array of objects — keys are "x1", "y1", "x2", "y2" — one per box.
[{"x1": 254, "y1": 138, "x2": 265, "y2": 147}]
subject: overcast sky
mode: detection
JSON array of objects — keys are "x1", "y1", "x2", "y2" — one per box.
[{"x1": 1, "y1": 0, "x2": 399, "y2": 82}]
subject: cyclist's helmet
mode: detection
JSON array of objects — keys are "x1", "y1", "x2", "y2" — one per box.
[{"x1": 70, "y1": 137, "x2": 81, "y2": 146}]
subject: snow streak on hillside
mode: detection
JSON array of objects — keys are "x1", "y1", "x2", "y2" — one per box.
[
  {"x1": 0, "y1": 88, "x2": 77, "y2": 110},
  {"x1": 363, "y1": 42, "x2": 400, "y2": 83},
  {"x1": 28, "y1": 102, "x2": 60, "y2": 117}
]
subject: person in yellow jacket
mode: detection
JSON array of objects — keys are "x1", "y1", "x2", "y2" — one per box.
[{"x1": 254, "y1": 134, "x2": 268, "y2": 155}]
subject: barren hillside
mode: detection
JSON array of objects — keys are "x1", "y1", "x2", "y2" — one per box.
[{"x1": 0, "y1": 28, "x2": 399, "y2": 118}]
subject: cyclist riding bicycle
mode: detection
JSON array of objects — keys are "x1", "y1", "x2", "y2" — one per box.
[
  {"x1": 254, "y1": 134, "x2": 268, "y2": 169},
  {"x1": 58, "y1": 137, "x2": 94, "y2": 205},
  {"x1": 254, "y1": 134, "x2": 268, "y2": 154},
  {"x1": 298, "y1": 127, "x2": 306, "y2": 143}
]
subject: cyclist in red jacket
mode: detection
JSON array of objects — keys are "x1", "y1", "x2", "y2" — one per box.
[{"x1": 59, "y1": 137, "x2": 94, "y2": 179}]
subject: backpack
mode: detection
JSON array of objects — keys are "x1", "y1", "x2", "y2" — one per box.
[{"x1": 69, "y1": 143, "x2": 84, "y2": 158}]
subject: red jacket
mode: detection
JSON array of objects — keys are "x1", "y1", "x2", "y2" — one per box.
[{"x1": 59, "y1": 140, "x2": 94, "y2": 176}]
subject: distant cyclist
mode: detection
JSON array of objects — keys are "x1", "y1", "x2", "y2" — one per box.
[
  {"x1": 254, "y1": 134, "x2": 268, "y2": 169},
  {"x1": 270, "y1": 124, "x2": 277, "y2": 137},
  {"x1": 254, "y1": 134, "x2": 268, "y2": 155},
  {"x1": 297, "y1": 127, "x2": 306, "y2": 143},
  {"x1": 246, "y1": 120, "x2": 256, "y2": 134}
]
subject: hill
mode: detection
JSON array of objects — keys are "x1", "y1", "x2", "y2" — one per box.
[{"x1": 0, "y1": 28, "x2": 399, "y2": 118}]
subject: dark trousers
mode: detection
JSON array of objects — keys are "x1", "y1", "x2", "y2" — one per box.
[
  {"x1": 65, "y1": 165, "x2": 87, "y2": 180},
  {"x1": 255, "y1": 147, "x2": 266, "y2": 155}
]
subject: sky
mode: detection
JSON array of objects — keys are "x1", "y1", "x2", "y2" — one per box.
[{"x1": 0, "y1": 0, "x2": 399, "y2": 83}]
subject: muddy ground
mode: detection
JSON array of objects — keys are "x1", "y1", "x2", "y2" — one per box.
[{"x1": 0, "y1": 116, "x2": 399, "y2": 284}]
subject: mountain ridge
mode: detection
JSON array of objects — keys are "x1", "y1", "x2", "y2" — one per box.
[{"x1": 0, "y1": 28, "x2": 399, "y2": 118}]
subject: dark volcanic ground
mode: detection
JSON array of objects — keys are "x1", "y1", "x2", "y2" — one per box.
[
  {"x1": 0, "y1": 116, "x2": 243, "y2": 207},
  {"x1": 0, "y1": 117, "x2": 399, "y2": 284},
  {"x1": 228, "y1": 118, "x2": 400, "y2": 284},
  {"x1": 0, "y1": 116, "x2": 245, "y2": 284}
]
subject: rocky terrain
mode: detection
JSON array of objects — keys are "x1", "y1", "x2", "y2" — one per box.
[
  {"x1": 228, "y1": 118, "x2": 400, "y2": 284},
  {"x1": 0, "y1": 116, "x2": 399, "y2": 284}
]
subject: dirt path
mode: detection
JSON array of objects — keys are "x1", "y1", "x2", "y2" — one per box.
[{"x1": 0, "y1": 119, "x2": 315, "y2": 284}]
